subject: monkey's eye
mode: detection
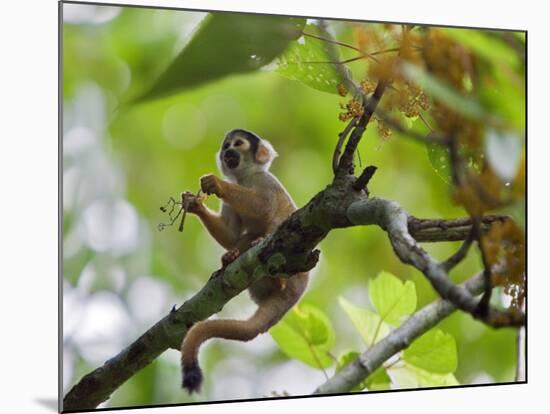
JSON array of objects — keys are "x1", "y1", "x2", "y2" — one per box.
[
  {"x1": 222, "y1": 143, "x2": 230, "y2": 150},
  {"x1": 234, "y1": 139, "x2": 243, "y2": 147}
]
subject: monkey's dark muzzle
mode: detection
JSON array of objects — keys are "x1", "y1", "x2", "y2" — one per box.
[{"x1": 223, "y1": 149, "x2": 240, "y2": 169}]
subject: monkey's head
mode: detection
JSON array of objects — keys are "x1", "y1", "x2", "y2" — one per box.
[{"x1": 217, "y1": 129, "x2": 278, "y2": 180}]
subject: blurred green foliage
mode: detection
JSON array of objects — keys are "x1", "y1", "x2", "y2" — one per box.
[
  {"x1": 139, "y1": 13, "x2": 306, "y2": 101},
  {"x1": 62, "y1": 3, "x2": 525, "y2": 409}
]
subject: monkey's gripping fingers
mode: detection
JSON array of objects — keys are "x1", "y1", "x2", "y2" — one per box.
[
  {"x1": 221, "y1": 248, "x2": 240, "y2": 268},
  {"x1": 200, "y1": 174, "x2": 224, "y2": 197},
  {"x1": 180, "y1": 191, "x2": 204, "y2": 214}
]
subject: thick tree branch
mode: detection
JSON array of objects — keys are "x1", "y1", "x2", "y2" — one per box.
[
  {"x1": 408, "y1": 214, "x2": 509, "y2": 242},
  {"x1": 347, "y1": 198, "x2": 525, "y2": 327},
  {"x1": 373, "y1": 108, "x2": 450, "y2": 145},
  {"x1": 313, "y1": 272, "x2": 485, "y2": 394},
  {"x1": 64, "y1": 177, "x2": 518, "y2": 411}
]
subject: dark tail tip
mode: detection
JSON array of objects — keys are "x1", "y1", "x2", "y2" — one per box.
[{"x1": 182, "y1": 362, "x2": 203, "y2": 394}]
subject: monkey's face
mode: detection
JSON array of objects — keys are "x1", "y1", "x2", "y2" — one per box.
[
  {"x1": 220, "y1": 135, "x2": 249, "y2": 170},
  {"x1": 217, "y1": 129, "x2": 278, "y2": 180}
]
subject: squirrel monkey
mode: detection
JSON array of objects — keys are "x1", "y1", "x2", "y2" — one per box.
[{"x1": 180, "y1": 129, "x2": 309, "y2": 393}]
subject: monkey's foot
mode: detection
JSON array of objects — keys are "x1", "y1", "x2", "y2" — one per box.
[
  {"x1": 251, "y1": 235, "x2": 267, "y2": 247},
  {"x1": 221, "y1": 248, "x2": 240, "y2": 267},
  {"x1": 182, "y1": 362, "x2": 203, "y2": 394}
]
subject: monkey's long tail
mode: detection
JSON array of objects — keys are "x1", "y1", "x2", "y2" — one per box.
[{"x1": 180, "y1": 295, "x2": 292, "y2": 394}]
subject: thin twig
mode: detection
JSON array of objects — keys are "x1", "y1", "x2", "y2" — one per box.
[
  {"x1": 158, "y1": 197, "x2": 183, "y2": 232},
  {"x1": 472, "y1": 216, "x2": 493, "y2": 317},
  {"x1": 337, "y1": 81, "x2": 388, "y2": 176},
  {"x1": 442, "y1": 228, "x2": 475, "y2": 271},
  {"x1": 448, "y1": 133, "x2": 462, "y2": 186},
  {"x1": 333, "y1": 118, "x2": 357, "y2": 174},
  {"x1": 178, "y1": 189, "x2": 202, "y2": 232},
  {"x1": 302, "y1": 30, "x2": 364, "y2": 54},
  {"x1": 418, "y1": 112, "x2": 435, "y2": 132},
  {"x1": 370, "y1": 47, "x2": 402, "y2": 56},
  {"x1": 317, "y1": 20, "x2": 363, "y2": 97},
  {"x1": 375, "y1": 109, "x2": 449, "y2": 145},
  {"x1": 303, "y1": 55, "x2": 371, "y2": 65}
]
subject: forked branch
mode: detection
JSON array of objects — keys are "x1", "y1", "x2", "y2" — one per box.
[{"x1": 348, "y1": 198, "x2": 524, "y2": 328}]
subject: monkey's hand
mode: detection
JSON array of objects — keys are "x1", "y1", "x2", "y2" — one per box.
[
  {"x1": 200, "y1": 174, "x2": 224, "y2": 198},
  {"x1": 181, "y1": 191, "x2": 205, "y2": 215}
]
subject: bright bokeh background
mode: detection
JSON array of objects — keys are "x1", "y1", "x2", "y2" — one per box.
[{"x1": 62, "y1": 2, "x2": 522, "y2": 408}]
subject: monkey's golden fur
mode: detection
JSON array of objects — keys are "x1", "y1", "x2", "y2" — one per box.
[{"x1": 180, "y1": 129, "x2": 308, "y2": 393}]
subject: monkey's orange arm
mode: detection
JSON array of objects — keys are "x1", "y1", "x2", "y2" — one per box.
[{"x1": 197, "y1": 206, "x2": 240, "y2": 250}]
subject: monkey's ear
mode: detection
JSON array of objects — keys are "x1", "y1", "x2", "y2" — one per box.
[{"x1": 255, "y1": 140, "x2": 278, "y2": 165}]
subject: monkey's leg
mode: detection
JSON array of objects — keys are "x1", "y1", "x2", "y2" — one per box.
[{"x1": 220, "y1": 233, "x2": 263, "y2": 268}]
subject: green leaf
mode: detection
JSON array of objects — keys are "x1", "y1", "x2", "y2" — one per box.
[
  {"x1": 426, "y1": 142, "x2": 451, "y2": 184},
  {"x1": 368, "y1": 271, "x2": 417, "y2": 327},
  {"x1": 270, "y1": 303, "x2": 335, "y2": 369},
  {"x1": 366, "y1": 367, "x2": 391, "y2": 391},
  {"x1": 336, "y1": 350, "x2": 360, "y2": 373},
  {"x1": 403, "y1": 329, "x2": 458, "y2": 374},
  {"x1": 402, "y1": 63, "x2": 485, "y2": 121},
  {"x1": 336, "y1": 351, "x2": 366, "y2": 391},
  {"x1": 276, "y1": 24, "x2": 342, "y2": 94},
  {"x1": 139, "y1": 13, "x2": 306, "y2": 101},
  {"x1": 426, "y1": 140, "x2": 485, "y2": 184},
  {"x1": 389, "y1": 363, "x2": 459, "y2": 388},
  {"x1": 339, "y1": 297, "x2": 391, "y2": 345},
  {"x1": 443, "y1": 28, "x2": 521, "y2": 70}
]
